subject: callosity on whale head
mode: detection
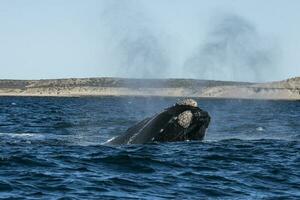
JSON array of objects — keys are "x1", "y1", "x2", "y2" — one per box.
[{"x1": 106, "y1": 99, "x2": 211, "y2": 145}]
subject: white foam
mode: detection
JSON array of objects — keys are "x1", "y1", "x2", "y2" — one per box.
[
  {"x1": 256, "y1": 127, "x2": 264, "y2": 131},
  {"x1": 0, "y1": 132, "x2": 41, "y2": 138},
  {"x1": 102, "y1": 136, "x2": 116, "y2": 145}
]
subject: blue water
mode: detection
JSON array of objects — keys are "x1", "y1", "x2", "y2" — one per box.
[{"x1": 0, "y1": 97, "x2": 299, "y2": 199}]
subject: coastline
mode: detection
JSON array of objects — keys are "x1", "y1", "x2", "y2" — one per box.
[{"x1": 0, "y1": 77, "x2": 299, "y2": 100}]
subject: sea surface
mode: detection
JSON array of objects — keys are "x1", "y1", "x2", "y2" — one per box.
[{"x1": 0, "y1": 96, "x2": 299, "y2": 199}]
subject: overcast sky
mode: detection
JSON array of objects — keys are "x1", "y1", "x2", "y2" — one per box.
[{"x1": 0, "y1": 0, "x2": 299, "y2": 82}]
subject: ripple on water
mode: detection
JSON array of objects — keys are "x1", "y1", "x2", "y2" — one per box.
[{"x1": 0, "y1": 97, "x2": 299, "y2": 199}]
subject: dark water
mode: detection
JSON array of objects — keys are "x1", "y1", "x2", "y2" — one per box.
[{"x1": 0, "y1": 97, "x2": 299, "y2": 199}]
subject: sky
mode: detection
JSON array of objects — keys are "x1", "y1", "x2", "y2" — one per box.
[{"x1": 0, "y1": 0, "x2": 299, "y2": 82}]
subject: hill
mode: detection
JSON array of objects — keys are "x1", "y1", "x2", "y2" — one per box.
[{"x1": 0, "y1": 77, "x2": 299, "y2": 100}]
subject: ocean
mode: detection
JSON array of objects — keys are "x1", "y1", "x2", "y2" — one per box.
[{"x1": 0, "y1": 96, "x2": 299, "y2": 199}]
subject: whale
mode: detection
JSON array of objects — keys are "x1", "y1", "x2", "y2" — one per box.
[{"x1": 107, "y1": 99, "x2": 210, "y2": 145}]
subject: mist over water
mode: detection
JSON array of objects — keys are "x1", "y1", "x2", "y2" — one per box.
[
  {"x1": 99, "y1": 1, "x2": 283, "y2": 82},
  {"x1": 101, "y1": 1, "x2": 170, "y2": 79},
  {"x1": 1, "y1": 0, "x2": 299, "y2": 80},
  {"x1": 185, "y1": 14, "x2": 279, "y2": 82}
]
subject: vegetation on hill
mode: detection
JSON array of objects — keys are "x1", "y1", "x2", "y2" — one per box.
[{"x1": 0, "y1": 77, "x2": 252, "y2": 89}]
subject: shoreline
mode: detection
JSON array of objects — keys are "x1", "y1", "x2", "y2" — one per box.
[
  {"x1": 0, "y1": 92, "x2": 299, "y2": 101},
  {"x1": 1, "y1": 92, "x2": 299, "y2": 101},
  {"x1": 0, "y1": 77, "x2": 299, "y2": 100}
]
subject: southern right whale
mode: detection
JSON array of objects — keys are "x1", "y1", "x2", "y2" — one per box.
[{"x1": 107, "y1": 99, "x2": 210, "y2": 145}]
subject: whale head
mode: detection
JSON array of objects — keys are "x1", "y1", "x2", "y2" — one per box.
[
  {"x1": 106, "y1": 98, "x2": 211, "y2": 145},
  {"x1": 152, "y1": 99, "x2": 210, "y2": 142}
]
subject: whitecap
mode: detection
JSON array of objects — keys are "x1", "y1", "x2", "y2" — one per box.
[
  {"x1": 0, "y1": 132, "x2": 39, "y2": 138},
  {"x1": 256, "y1": 127, "x2": 264, "y2": 131}
]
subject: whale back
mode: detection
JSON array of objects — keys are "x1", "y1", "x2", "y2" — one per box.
[{"x1": 108, "y1": 110, "x2": 172, "y2": 145}]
